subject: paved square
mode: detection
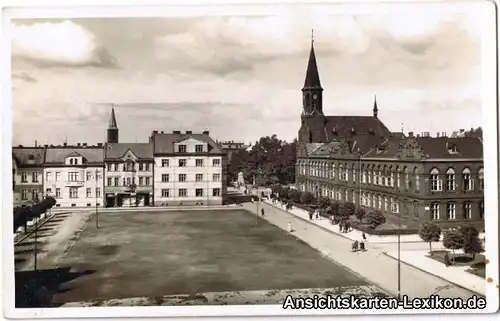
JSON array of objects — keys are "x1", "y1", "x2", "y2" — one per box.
[{"x1": 52, "y1": 209, "x2": 369, "y2": 304}]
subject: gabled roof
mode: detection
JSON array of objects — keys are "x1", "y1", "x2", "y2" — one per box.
[
  {"x1": 105, "y1": 143, "x2": 153, "y2": 160},
  {"x1": 12, "y1": 147, "x2": 46, "y2": 166},
  {"x1": 45, "y1": 147, "x2": 104, "y2": 164},
  {"x1": 153, "y1": 133, "x2": 224, "y2": 154},
  {"x1": 66, "y1": 151, "x2": 83, "y2": 158}
]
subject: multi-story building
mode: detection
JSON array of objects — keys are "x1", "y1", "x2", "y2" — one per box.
[
  {"x1": 103, "y1": 107, "x2": 155, "y2": 207},
  {"x1": 12, "y1": 147, "x2": 46, "y2": 206},
  {"x1": 43, "y1": 144, "x2": 105, "y2": 208},
  {"x1": 218, "y1": 140, "x2": 249, "y2": 164},
  {"x1": 152, "y1": 130, "x2": 227, "y2": 206},
  {"x1": 295, "y1": 37, "x2": 484, "y2": 229}
]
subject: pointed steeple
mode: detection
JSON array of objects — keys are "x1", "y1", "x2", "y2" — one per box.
[
  {"x1": 303, "y1": 29, "x2": 322, "y2": 89},
  {"x1": 373, "y1": 95, "x2": 378, "y2": 119},
  {"x1": 108, "y1": 106, "x2": 118, "y2": 129}
]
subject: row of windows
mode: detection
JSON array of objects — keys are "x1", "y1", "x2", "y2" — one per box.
[
  {"x1": 107, "y1": 162, "x2": 152, "y2": 172},
  {"x1": 429, "y1": 168, "x2": 483, "y2": 192},
  {"x1": 430, "y1": 201, "x2": 484, "y2": 220},
  {"x1": 107, "y1": 176, "x2": 151, "y2": 187},
  {"x1": 20, "y1": 172, "x2": 40, "y2": 183},
  {"x1": 160, "y1": 188, "x2": 221, "y2": 198},
  {"x1": 45, "y1": 171, "x2": 103, "y2": 183},
  {"x1": 160, "y1": 158, "x2": 221, "y2": 168},
  {"x1": 160, "y1": 173, "x2": 221, "y2": 183},
  {"x1": 22, "y1": 187, "x2": 102, "y2": 200}
]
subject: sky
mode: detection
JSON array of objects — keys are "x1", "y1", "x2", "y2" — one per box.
[{"x1": 10, "y1": 3, "x2": 486, "y2": 146}]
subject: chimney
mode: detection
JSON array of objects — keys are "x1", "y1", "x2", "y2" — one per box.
[
  {"x1": 442, "y1": 132, "x2": 446, "y2": 137},
  {"x1": 77, "y1": 143, "x2": 81, "y2": 147},
  {"x1": 83, "y1": 143, "x2": 87, "y2": 147},
  {"x1": 408, "y1": 132, "x2": 414, "y2": 137},
  {"x1": 186, "y1": 130, "x2": 193, "y2": 134},
  {"x1": 63, "y1": 143, "x2": 67, "y2": 147},
  {"x1": 152, "y1": 130, "x2": 158, "y2": 135},
  {"x1": 161, "y1": 131, "x2": 164, "y2": 134},
  {"x1": 436, "y1": 132, "x2": 440, "y2": 138},
  {"x1": 202, "y1": 131, "x2": 210, "y2": 135},
  {"x1": 35, "y1": 140, "x2": 38, "y2": 147},
  {"x1": 460, "y1": 129, "x2": 465, "y2": 133},
  {"x1": 173, "y1": 130, "x2": 181, "y2": 134},
  {"x1": 97, "y1": 143, "x2": 103, "y2": 147},
  {"x1": 44, "y1": 144, "x2": 48, "y2": 147}
]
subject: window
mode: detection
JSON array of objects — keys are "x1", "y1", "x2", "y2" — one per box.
[
  {"x1": 430, "y1": 168, "x2": 441, "y2": 191},
  {"x1": 145, "y1": 163, "x2": 151, "y2": 171},
  {"x1": 125, "y1": 177, "x2": 130, "y2": 186},
  {"x1": 87, "y1": 203, "x2": 92, "y2": 207},
  {"x1": 378, "y1": 195, "x2": 382, "y2": 210},
  {"x1": 32, "y1": 189, "x2": 39, "y2": 201},
  {"x1": 353, "y1": 168, "x2": 356, "y2": 183},
  {"x1": 196, "y1": 174, "x2": 203, "y2": 182},
  {"x1": 345, "y1": 189, "x2": 349, "y2": 202},
  {"x1": 196, "y1": 188, "x2": 204, "y2": 197},
  {"x1": 139, "y1": 177, "x2": 143, "y2": 186},
  {"x1": 332, "y1": 164, "x2": 336, "y2": 179},
  {"x1": 213, "y1": 188, "x2": 221, "y2": 196},
  {"x1": 431, "y1": 203, "x2": 440, "y2": 220},
  {"x1": 139, "y1": 163, "x2": 144, "y2": 171},
  {"x1": 178, "y1": 188, "x2": 187, "y2": 197},
  {"x1": 404, "y1": 168, "x2": 410, "y2": 190},
  {"x1": 114, "y1": 164, "x2": 119, "y2": 171},
  {"x1": 367, "y1": 170, "x2": 372, "y2": 184},
  {"x1": 479, "y1": 201, "x2": 484, "y2": 220},
  {"x1": 68, "y1": 172, "x2": 79, "y2": 182},
  {"x1": 69, "y1": 187, "x2": 78, "y2": 198},
  {"x1": 132, "y1": 177, "x2": 136, "y2": 186},
  {"x1": 178, "y1": 145, "x2": 187, "y2": 153},
  {"x1": 391, "y1": 198, "x2": 399, "y2": 214},
  {"x1": 213, "y1": 173, "x2": 221, "y2": 182},
  {"x1": 107, "y1": 177, "x2": 112, "y2": 186},
  {"x1": 367, "y1": 194, "x2": 371, "y2": 207},
  {"x1": 195, "y1": 144, "x2": 203, "y2": 152},
  {"x1": 414, "y1": 168, "x2": 420, "y2": 192},
  {"x1": 384, "y1": 196, "x2": 388, "y2": 212},
  {"x1": 123, "y1": 178, "x2": 126, "y2": 186},
  {"x1": 161, "y1": 159, "x2": 169, "y2": 167},
  {"x1": 21, "y1": 189, "x2": 28, "y2": 200},
  {"x1": 55, "y1": 172, "x2": 61, "y2": 182},
  {"x1": 361, "y1": 169, "x2": 366, "y2": 183},
  {"x1": 196, "y1": 159, "x2": 204, "y2": 167},
  {"x1": 463, "y1": 168, "x2": 473, "y2": 191},
  {"x1": 46, "y1": 188, "x2": 52, "y2": 194},
  {"x1": 145, "y1": 177, "x2": 151, "y2": 186},
  {"x1": 446, "y1": 203, "x2": 456, "y2": 220},
  {"x1": 413, "y1": 201, "x2": 419, "y2": 218},
  {"x1": 390, "y1": 171, "x2": 395, "y2": 187},
  {"x1": 212, "y1": 159, "x2": 221, "y2": 166},
  {"x1": 46, "y1": 172, "x2": 52, "y2": 182},
  {"x1": 478, "y1": 168, "x2": 484, "y2": 190},
  {"x1": 114, "y1": 177, "x2": 119, "y2": 186},
  {"x1": 96, "y1": 188, "x2": 101, "y2": 198},
  {"x1": 126, "y1": 162, "x2": 134, "y2": 171},
  {"x1": 446, "y1": 168, "x2": 456, "y2": 191},
  {"x1": 86, "y1": 188, "x2": 92, "y2": 197},
  {"x1": 161, "y1": 189, "x2": 170, "y2": 197},
  {"x1": 161, "y1": 174, "x2": 169, "y2": 182},
  {"x1": 464, "y1": 202, "x2": 472, "y2": 219},
  {"x1": 107, "y1": 163, "x2": 112, "y2": 171},
  {"x1": 69, "y1": 158, "x2": 74, "y2": 165},
  {"x1": 179, "y1": 174, "x2": 187, "y2": 182},
  {"x1": 96, "y1": 171, "x2": 102, "y2": 180},
  {"x1": 86, "y1": 172, "x2": 92, "y2": 181},
  {"x1": 55, "y1": 188, "x2": 61, "y2": 198},
  {"x1": 32, "y1": 172, "x2": 39, "y2": 183},
  {"x1": 178, "y1": 159, "x2": 187, "y2": 167},
  {"x1": 396, "y1": 170, "x2": 400, "y2": 188}
]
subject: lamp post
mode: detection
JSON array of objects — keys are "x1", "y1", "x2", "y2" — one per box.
[
  {"x1": 397, "y1": 183, "x2": 401, "y2": 301},
  {"x1": 95, "y1": 170, "x2": 99, "y2": 229}
]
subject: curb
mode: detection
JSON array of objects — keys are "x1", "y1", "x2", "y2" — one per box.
[{"x1": 381, "y1": 252, "x2": 485, "y2": 297}]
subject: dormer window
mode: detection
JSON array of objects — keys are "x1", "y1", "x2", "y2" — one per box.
[
  {"x1": 447, "y1": 144, "x2": 459, "y2": 154},
  {"x1": 178, "y1": 145, "x2": 187, "y2": 153}
]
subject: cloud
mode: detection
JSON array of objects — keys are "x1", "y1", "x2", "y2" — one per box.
[{"x1": 11, "y1": 20, "x2": 118, "y2": 68}]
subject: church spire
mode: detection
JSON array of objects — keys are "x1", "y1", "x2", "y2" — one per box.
[
  {"x1": 373, "y1": 95, "x2": 378, "y2": 119},
  {"x1": 107, "y1": 105, "x2": 119, "y2": 143},
  {"x1": 108, "y1": 105, "x2": 117, "y2": 129},
  {"x1": 303, "y1": 29, "x2": 322, "y2": 90}
]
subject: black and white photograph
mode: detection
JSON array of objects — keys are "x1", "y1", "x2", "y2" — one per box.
[{"x1": 2, "y1": 0, "x2": 499, "y2": 318}]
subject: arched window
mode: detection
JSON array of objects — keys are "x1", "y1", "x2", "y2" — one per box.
[
  {"x1": 391, "y1": 197, "x2": 399, "y2": 214},
  {"x1": 378, "y1": 166, "x2": 382, "y2": 186},
  {"x1": 344, "y1": 163, "x2": 349, "y2": 181},
  {"x1": 384, "y1": 196, "x2": 388, "y2": 212},
  {"x1": 445, "y1": 168, "x2": 456, "y2": 191},
  {"x1": 478, "y1": 168, "x2": 484, "y2": 190},
  {"x1": 352, "y1": 165, "x2": 356, "y2": 183},
  {"x1": 414, "y1": 167, "x2": 420, "y2": 192},
  {"x1": 367, "y1": 165, "x2": 372, "y2": 184},
  {"x1": 382, "y1": 165, "x2": 387, "y2": 186},
  {"x1": 389, "y1": 166, "x2": 394, "y2": 187},
  {"x1": 339, "y1": 164, "x2": 344, "y2": 181},
  {"x1": 367, "y1": 193, "x2": 371, "y2": 207},
  {"x1": 479, "y1": 201, "x2": 484, "y2": 220},
  {"x1": 378, "y1": 195, "x2": 382, "y2": 209},
  {"x1": 430, "y1": 168, "x2": 441, "y2": 191},
  {"x1": 462, "y1": 168, "x2": 473, "y2": 191},
  {"x1": 332, "y1": 163, "x2": 336, "y2": 179},
  {"x1": 396, "y1": 166, "x2": 400, "y2": 188},
  {"x1": 345, "y1": 189, "x2": 349, "y2": 202},
  {"x1": 404, "y1": 167, "x2": 410, "y2": 190}
]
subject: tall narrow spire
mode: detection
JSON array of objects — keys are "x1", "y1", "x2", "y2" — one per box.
[
  {"x1": 108, "y1": 105, "x2": 117, "y2": 129},
  {"x1": 303, "y1": 32, "x2": 322, "y2": 89},
  {"x1": 373, "y1": 95, "x2": 378, "y2": 119},
  {"x1": 107, "y1": 104, "x2": 119, "y2": 143}
]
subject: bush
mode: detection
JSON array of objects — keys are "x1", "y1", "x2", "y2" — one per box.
[
  {"x1": 365, "y1": 210, "x2": 386, "y2": 229},
  {"x1": 355, "y1": 208, "x2": 366, "y2": 222},
  {"x1": 300, "y1": 191, "x2": 314, "y2": 204},
  {"x1": 443, "y1": 230, "x2": 466, "y2": 264},
  {"x1": 317, "y1": 196, "x2": 331, "y2": 209},
  {"x1": 418, "y1": 222, "x2": 441, "y2": 254},
  {"x1": 288, "y1": 189, "x2": 301, "y2": 202},
  {"x1": 327, "y1": 201, "x2": 340, "y2": 216},
  {"x1": 459, "y1": 224, "x2": 479, "y2": 238},
  {"x1": 350, "y1": 221, "x2": 418, "y2": 235},
  {"x1": 340, "y1": 202, "x2": 356, "y2": 218}
]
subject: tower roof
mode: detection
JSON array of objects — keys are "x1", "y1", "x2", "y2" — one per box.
[
  {"x1": 108, "y1": 107, "x2": 118, "y2": 129},
  {"x1": 303, "y1": 35, "x2": 322, "y2": 89},
  {"x1": 373, "y1": 95, "x2": 378, "y2": 118}
]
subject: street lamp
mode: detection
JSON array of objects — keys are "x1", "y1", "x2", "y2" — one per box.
[
  {"x1": 95, "y1": 170, "x2": 99, "y2": 229},
  {"x1": 396, "y1": 182, "x2": 401, "y2": 301}
]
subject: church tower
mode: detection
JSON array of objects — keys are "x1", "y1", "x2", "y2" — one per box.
[
  {"x1": 302, "y1": 31, "x2": 323, "y2": 117},
  {"x1": 107, "y1": 106, "x2": 119, "y2": 143}
]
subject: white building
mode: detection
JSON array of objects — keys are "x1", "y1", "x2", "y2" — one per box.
[
  {"x1": 43, "y1": 144, "x2": 105, "y2": 208},
  {"x1": 12, "y1": 147, "x2": 45, "y2": 207},
  {"x1": 152, "y1": 130, "x2": 227, "y2": 206}
]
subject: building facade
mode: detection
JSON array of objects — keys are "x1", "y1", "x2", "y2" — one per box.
[
  {"x1": 152, "y1": 130, "x2": 227, "y2": 206},
  {"x1": 43, "y1": 144, "x2": 105, "y2": 208},
  {"x1": 218, "y1": 140, "x2": 249, "y2": 164},
  {"x1": 12, "y1": 147, "x2": 46, "y2": 207},
  {"x1": 295, "y1": 38, "x2": 484, "y2": 229}
]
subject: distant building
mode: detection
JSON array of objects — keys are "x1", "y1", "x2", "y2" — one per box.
[
  {"x1": 151, "y1": 130, "x2": 227, "y2": 206},
  {"x1": 43, "y1": 144, "x2": 105, "y2": 208},
  {"x1": 12, "y1": 147, "x2": 45, "y2": 207},
  {"x1": 218, "y1": 140, "x2": 249, "y2": 163}
]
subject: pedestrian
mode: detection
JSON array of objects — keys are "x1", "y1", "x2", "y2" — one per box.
[
  {"x1": 444, "y1": 252, "x2": 451, "y2": 267},
  {"x1": 362, "y1": 232, "x2": 367, "y2": 241},
  {"x1": 288, "y1": 222, "x2": 293, "y2": 232},
  {"x1": 339, "y1": 222, "x2": 342, "y2": 232},
  {"x1": 359, "y1": 241, "x2": 365, "y2": 251},
  {"x1": 351, "y1": 241, "x2": 358, "y2": 252},
  {"x1": 261, "y1": 208, "x2": 265, "y2": 217},
  {"x1": 330, "y1": 215, "x2": 334, "y2": 225},
  {"x1": 309, "y1": 212, "x2": 313, "y2": 220},
  {"x1": 315, "y1": 211, "x2": 319, "y2": 219}
]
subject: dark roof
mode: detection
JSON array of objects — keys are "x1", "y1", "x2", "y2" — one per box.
[
  {"x1": 303, "y1": 41, "x2": 322, "y2": 89},
  {"x1": 416, "y1": 137, "x2": 483, "y2": 159},
  {"x1": 109, "y1": 107, "x2": 118, "y2": 129},
  {"x1": 325, "y1": 116, "x2": 391, "y2": 139},
  {"x1": 105, "y1": 143, "x2": 153, "y2": 159},
  {"x1": 391, "y1": 132, "x2": 406, "y2": 139},
  {"x1": 363, "y1": 138, "x2": 402, "y2": 158},
  {"x1": 153, "y1": 133, "x2": 224, "y2": 154},
  {"x1": 45, "y1": 147, "x2": 104, "y2": 164},
  {"x1": 12, "y1": 147, "x2": 46, "y2": 166}
]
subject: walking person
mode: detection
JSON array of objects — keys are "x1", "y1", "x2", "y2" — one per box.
[
  {"x1": 359, "y1": 240, "x2": 365, "y2": 251},
  {"x1": 362, "y1": 232, "x2": 367, "y2": 241},
  {"x1": 288, "y1": 221, "x2": 293, "y2": 232},
  {"x1": 309, "y1": 211, "x2": 313, "y2": 221},
  {"x1": 261, "y1": 208, "x2": 265, "y2": 217}
]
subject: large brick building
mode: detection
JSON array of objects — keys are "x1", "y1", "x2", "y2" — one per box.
[{"x1": 295, "y1": 38, "x2": 484, "y2": 229}]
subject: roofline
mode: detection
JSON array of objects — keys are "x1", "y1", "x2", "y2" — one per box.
[
  {"x1": 43, "y1": 163, "x2": 105, "y2": 167},
  {"x1": 104, "y1": 158, "x2": 154, "y2": 162},
  {"x1": 297, "y1": 156, "x2": 483, "y2": 163},
  {"x1": 153, "y1": 153, "x2": 227, "y2": 157}
]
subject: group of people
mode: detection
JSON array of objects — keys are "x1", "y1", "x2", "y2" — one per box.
[{"x1": 351, "y1": 240, "x2": 366, "y2": 252}]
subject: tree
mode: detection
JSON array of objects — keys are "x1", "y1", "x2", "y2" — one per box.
[
  {"x1": 365, "y1": 210, "x2": 386, "y2": 229},
  {"x1": 355, "y1": 208, "x2": 366, "y2": 222},
  {"x1": 327, "y1": 201, "x2": 340, "y2": 216},
  {"x1": 317, "y1": 196, "x2": 331, "y2": 210},
  {"x1": 418, "y1": 222, "x2": 441, "y2": 254},
  {"x1": 443, "y1": 230, "x2": 466, "y2": 264},
  {"x1": 459, "y1": 224, "x2": 479, "y2": 238},
  {"x1": 343, "y1": 202, "x2": 356, "y2": 217},
  {"x1": 300, "y1": 191, "x2": 313, "y2": 204},
  {"x1": 288, "y1": 189, "x2": 301, "y2": 203},
  {"x1": 462, "y1": 231, "x2": 484, "y2": 260}
]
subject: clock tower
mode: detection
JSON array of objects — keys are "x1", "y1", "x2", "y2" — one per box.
[{"x1": 302, "y1": 32, "x2": 323, "y2": 117}]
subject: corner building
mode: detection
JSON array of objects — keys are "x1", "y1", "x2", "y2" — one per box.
[{"x1": 295, "y1": 38, "x2": 484, "y2": 229}]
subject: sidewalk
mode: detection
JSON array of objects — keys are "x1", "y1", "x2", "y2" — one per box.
[
  {"x1": 250, "y1": 201, "x2": 480, "y2": 299},
  {"x1": 385, "y1": 250, "x2": 485, "y2": 296}
]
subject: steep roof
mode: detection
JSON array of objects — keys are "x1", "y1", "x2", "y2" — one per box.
[
  {"x1": 416, "y1": 137, "x2": 483, "y2": 159},
  {"x1": 325, "y1": 116, "x2": 391, "y2": 138},
  {"x1": 153, "y1": 133, "x2": 224, "y2": 154},
  {"x1": 303, "y1": 40, "x2": 322, "y2": 89},
  {"x1": 108, "y1": 107, "x2": 118, "y2": 129},
  {"x1": 105, "y1": 143, "x2": 153, "y2": 159},
  {"x1": 45, "y1": 147, "x2": 104, "y2": 164},
  {"x1": 12, "y1": 147, "x2": 46, "y2": 166}
]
